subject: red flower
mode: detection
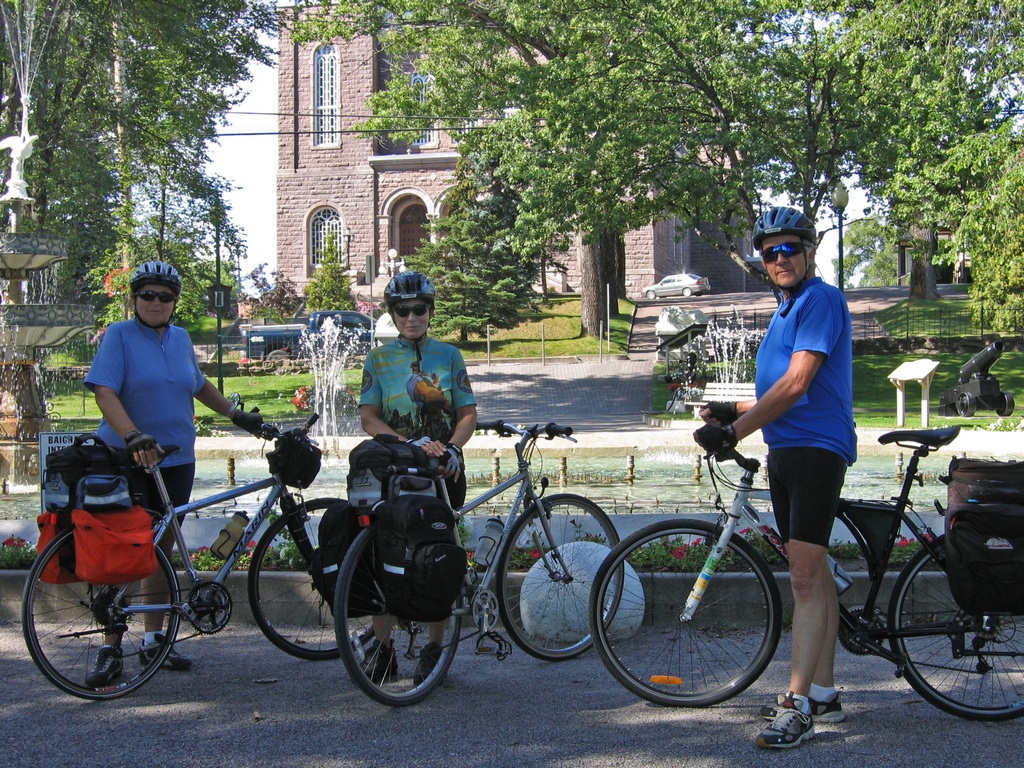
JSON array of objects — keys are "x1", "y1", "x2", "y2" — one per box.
[
  {"x1": 673, "y1": 544, "x2": 689, "y2": 559},
  {"x1": 529, "y1": 549, "x2": 542, "y2": 559}
]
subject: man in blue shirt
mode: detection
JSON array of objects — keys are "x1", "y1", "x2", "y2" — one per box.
[{"x1": 695, "y1": 207, "x2": 855, "y2": 749}]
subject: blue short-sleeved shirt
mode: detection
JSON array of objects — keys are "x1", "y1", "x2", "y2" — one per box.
[
  {"x1": 755, "y1": 277, "x2": 857, "y2": 465},
  {"x1": 84, "y1": 320, "x2": 206, "y2": 466},
  {"x1": 359, "y1": 335, "x2": 475, "y2": 443}
]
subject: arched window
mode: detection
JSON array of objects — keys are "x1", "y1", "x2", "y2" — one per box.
[
  {"x1": 310, "y1": 208, "x2": 343, "y2": 267},
  {"x1": 314, "y1": 46, "x2": 339, "y2": 146},
  {"x1": 411, "y1": 74, "x2": 436, "y2": 146},
  {"x1": 398, "y1": 204, "x2": 429, "y2": 257}
]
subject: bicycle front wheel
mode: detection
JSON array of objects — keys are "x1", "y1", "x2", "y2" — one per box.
[
  {"x1": 889, "y1": 537, "x2": 1024, "y2": 721},
  {"x1": 22, "y1": 529, "x2": 181, "y2": 700},
  {"x1": 248, "y1": 496, "x2": 342, "y2": 660},
  {"x1": 334, "y1": 527, "x2": 462, "y2": 706},
  {"x1": 589, "y1": 519, "x2": 782, "y2": 707},
  {"x1": 496, "y1": 493, "x2": 619, "y2": 660}
]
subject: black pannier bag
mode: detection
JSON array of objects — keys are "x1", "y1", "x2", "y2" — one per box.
[
  {"x1": 42, "y1": 433, "x2": 144, "y2": 513},
  {"x1": 267, "y1": 429, "x2": 322, "y2": 489},
  {"x1": 308, "y1": 500, "x2": 380, "y2": 616},
  {"x1": 944, "y1": 502, "x2": 1024, "y2": 615},
  {"x1": 943, "y1": 456, "x2": 1024, "y2": 506},
  {"x1": 346, "y1": 435, "x2": 432, "y2": 508},
  {"x1": 374, "y1": 494, "x2": 466, "y2": 622}
]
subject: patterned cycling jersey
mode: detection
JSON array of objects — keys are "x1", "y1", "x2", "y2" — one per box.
[{"x1": 359, "y1": 335, "x2": 475, "y2": 443}]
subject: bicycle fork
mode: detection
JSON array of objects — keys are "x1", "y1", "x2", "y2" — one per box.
[{"x1": 679, "y1": 512, "x2": 743, "y2": 622}]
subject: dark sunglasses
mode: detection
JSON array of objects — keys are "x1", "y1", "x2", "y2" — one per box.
[
  {"x1": 761, "y1": 242, "x2": 805, "y2": 263},
  {"x1": 136, "y1": 290, "x2": 177, "y2": 304},
  {"x1": 393, "y1": 304, "x2": 430, "y2": 318}
]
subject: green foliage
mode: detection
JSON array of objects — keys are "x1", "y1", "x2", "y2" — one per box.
[
  {"x1": 305, "y1": 235, "x2": 356, "y2": 312},
  {"x1": 244, "y1": 263, "x2": 303, "y2": 322},
  {"x1": 408, "y1": 156, "x2": 538, "y2": 340},
  {"x1": 841, "y1": 218, "x2": 899, "y2": 288},
  {"x1": 0, "y1": 537, "x2": 36, "y2": 569}
]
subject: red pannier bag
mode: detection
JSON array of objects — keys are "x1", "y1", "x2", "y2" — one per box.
[
  {"x1": 71, "y1": 506, "x2": 158, "y2": 584},
  {"x1": 36, "y1": 510, "x2": 81, "y2": 584}
]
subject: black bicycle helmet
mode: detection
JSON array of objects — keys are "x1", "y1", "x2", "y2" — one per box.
[
  {"x1": 130, "y1": 260, "x2": 182, "y2": 296},
  {"x1": 752, "y1": 207, "x2": 818, "y2": 251},
  {"x1": 384, "y1": 270, "x2": 435, "y2": 308}
]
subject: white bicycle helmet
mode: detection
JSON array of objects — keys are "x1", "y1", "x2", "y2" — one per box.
[{"x1": 130, "y1": 260, "x2": 182, "y2": 296}]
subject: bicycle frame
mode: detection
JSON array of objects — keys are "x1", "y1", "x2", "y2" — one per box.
[{"x1": 689, "y1": 438, "x2": 950, "y2": 664}]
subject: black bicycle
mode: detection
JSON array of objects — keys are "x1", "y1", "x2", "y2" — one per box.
[{"x1": 589, "y1": 426, "x2": 1024, "y2": 721}]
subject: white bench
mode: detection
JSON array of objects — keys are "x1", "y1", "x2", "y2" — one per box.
[{"x1": 682, "y1": 382, "x2": 757, "y2": 418}]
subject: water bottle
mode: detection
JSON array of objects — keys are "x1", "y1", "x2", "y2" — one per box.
[
  {"x1": 475, "y1": 517, "x2": 504, "y2": 567},
  {"x1": 211, "y1": 512, "x2": 248, "y2": 559},
  {"x1": 828, "y1": 555, "x2": 853, "y2": 595}
]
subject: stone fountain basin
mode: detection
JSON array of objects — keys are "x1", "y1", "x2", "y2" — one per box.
[
  {"x1": 0, "y1": 304, "x2": 93, "y2": 349},
  {"x1": 0, "y1": 232, "x2": 67, "y2": 279}
]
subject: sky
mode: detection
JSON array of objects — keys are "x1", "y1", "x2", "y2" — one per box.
[
  {"x1": 206, "y1": 52, "x2": 870, "y2": 291},
  {"x1": 206, "y1": 56, "x2": 279, "y2": 280}
]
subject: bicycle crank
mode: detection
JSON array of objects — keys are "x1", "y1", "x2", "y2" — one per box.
[{"x1": 186, "y1": 580, "x2": 233, "y2": 634}]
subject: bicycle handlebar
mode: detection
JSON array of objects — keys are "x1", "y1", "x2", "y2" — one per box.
[{"x1": 476, "y1": 420, "x2": 576, "y2": 442}]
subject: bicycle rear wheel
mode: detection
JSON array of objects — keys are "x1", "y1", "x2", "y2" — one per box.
[
  {"x1": 589, "y1": 519, "x2": 782, "y2": 707},
  {"x1": 889, "y1": 537, "x2": 1024, "y2": 721},
  {"x1": 248, "y1": 496, "x2": 342, "y2": 660},
  {"x1": 334, "y1": 527, "x2": 461, "y2": 706},
  {"x1": 496, "y1": 493, "x2": 619, "y2": 660},
  {"x1": 22, "y1": 529, "x2": 181, "y2": 700}
]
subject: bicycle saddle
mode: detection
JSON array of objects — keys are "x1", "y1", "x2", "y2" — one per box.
[{"x1": 876, "y1": 426, "x2": 960, "y2": 451}]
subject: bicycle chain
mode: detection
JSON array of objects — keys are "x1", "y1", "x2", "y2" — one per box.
[{"x1": 187, "y1": 580, "x2": 233, "y2": 634}]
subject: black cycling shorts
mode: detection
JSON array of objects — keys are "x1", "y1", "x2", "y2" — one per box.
[{"x1": 767, "y1": 447, "x2": 847, "y2": 548}]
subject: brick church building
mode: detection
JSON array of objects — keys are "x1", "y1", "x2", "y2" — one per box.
[{"x1": 275, "y1": 5, "x2": 767, "y2": 302}]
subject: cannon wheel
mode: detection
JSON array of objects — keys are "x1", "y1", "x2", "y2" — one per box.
[
  {"x1": 956, "y1": 391, "x2": 976, "y2": 417},
  {"x1": 997, "y1": 392, "x2": 1015, "y2": 417}
]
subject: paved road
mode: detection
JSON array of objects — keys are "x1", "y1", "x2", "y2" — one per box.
[{"x1": 3, "y1": 623, "x2": 1015, "y2": 767}]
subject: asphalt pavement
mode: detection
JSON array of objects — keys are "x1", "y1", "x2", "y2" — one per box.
[{"x1": 2, "y1": 622, "x2": 1015, "y2": 768}]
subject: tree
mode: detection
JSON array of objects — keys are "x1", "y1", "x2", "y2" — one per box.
[
  {"x1": 296, "y1": 2, "x2": 868, "y2": 335},
  {"x1": 839, "y1": 217, "x2": 899, "y2": 288},
  {"x1": 244, "y1": 264, "x2": 302, "y2": 323},
  {"x1": 0, "y1": 1, "x2": 274, "y2": 317},
  {"x1": 305, "y1": 234, "x2": 356, "y2": 312},
  {"x1": 408, "y1": 156, "x2": 538, "y2": 341}
]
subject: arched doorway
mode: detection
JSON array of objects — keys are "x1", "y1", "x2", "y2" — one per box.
[{"x1": 397, "y1": 203, "x2": 429, "y2": 258}]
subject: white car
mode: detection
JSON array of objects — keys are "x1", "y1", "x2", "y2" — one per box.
[{"x1": 641, "y1": 273, "x2": 711, "y2": 299}]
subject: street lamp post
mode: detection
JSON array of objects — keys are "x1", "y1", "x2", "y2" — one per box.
[
  {"x1": 211, "y1": 199, "x2": 225, "y2": 393},
  {"x1": 831, "y1": 181, "x2": 850, "y2": 291}
]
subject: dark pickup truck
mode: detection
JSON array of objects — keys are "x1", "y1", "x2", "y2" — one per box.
[{"x1": 241, "y1": 310, "x2": 372, "y2": 360}]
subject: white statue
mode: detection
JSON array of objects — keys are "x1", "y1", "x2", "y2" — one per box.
[{"x1": 0, "y1": 132, "x2": 37, "y2": 200}]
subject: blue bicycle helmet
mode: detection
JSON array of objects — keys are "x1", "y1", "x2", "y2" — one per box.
[
  {"x1": 130, "y1": 260, "x2": 182, "y2": 296},
  {"x1": 752, "y1": 207, "x2": 818, "y2": 251},
  {"x1": 384, "y1": 271, "x2": 435, "y2": 308}
]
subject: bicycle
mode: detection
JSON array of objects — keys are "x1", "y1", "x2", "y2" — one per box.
[
  {"x1": 22, "y1": 410, "x2": 342, "y2": 700},
  {"x1": 589, "y1": 425, "x2": 1024, "y2": 722},
  {"x1": 333, "y1": 420, "x2": 620, "y2": 705}
]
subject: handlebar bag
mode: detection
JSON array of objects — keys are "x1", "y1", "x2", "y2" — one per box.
[
  {"x1": 267, "y1": 429, "x2": 322, "y2": 489},
  {"x1": 944, "y1": 502, "x2": 1024, "y2": 615},
  {"x1": 77, "y1": 474, "x2": 133, "y2": 513},
  {"x1": 374, "y1": 494, "x2": 466, "y2": 622},
  {"x1": 943, "y1": 457, "x2": 1024, "y2": 506},
  {"x1": 72, "y1": 506, "x2": 157, "y2": 585},
  {"x1": 346, "y1": 435, "x2": 431, "y2": 508}
]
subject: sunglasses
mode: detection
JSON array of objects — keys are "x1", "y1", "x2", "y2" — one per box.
[
  {"x1": 393, "y1": 304, "x2": 430, "y2": 318},
  {"x1": 761, "y1": 242, "x2": 805, "y2": 263},
  {"x1": 136, "y1": 290, "x2": 177, "y2": 304}
]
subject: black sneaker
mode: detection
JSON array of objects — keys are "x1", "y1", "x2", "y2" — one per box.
[
  {"x1": 756, "y1": 695, "x2": 815, "y2": 750},
  {"x1": 85, "y1": 645, "x2": 123, "y2": 688},
  {"x1": 413, "y1": 642, "x2": 442, "y2": 685},
  {"x1": 760, "y1": 691, "x2": 845, "y2": 723},
  {"x1": 139, "y1": 634, "x2": 193, "y2": 671},
  {"x1": 363, "y1": 640, "x2": 397, "y2": 684}
]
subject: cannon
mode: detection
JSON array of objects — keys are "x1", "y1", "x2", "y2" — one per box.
[{"x1": 937, "y1": 341, "x2": 1015, "y2": 417}]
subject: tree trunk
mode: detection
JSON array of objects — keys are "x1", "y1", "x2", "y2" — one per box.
[
  {"x1": 579, "y1": 238, "x2": 603, "y2": 337},
  {"x1": 909, "y1": 229, "x2": 941, "y2": 300}
]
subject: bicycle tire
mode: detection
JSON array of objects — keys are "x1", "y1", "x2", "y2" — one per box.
[
  {"x1": 22, "y1": 529, "x2": 181, "y2": 700},
  {"x1": 248, "y1": 496, "x2": 342, "y2": 661},
  {"x1": 889, "y1": 536, "x2": 1024, "y2": 721},
  {"x1": 334, "y1": 526, "x2": 461, "y2": 706},
  {"x1": 495, "y1": 493, "x2": 619, "y2": 661},
  {"x1": 589, "y1": 518, "x2": 783, "y2": 707}
]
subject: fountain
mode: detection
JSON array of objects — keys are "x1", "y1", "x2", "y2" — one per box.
[
  {"x1": 299, "y1": 317, "x2": 363, "y2": 450},
  {"x1": 0, "y1": 0, "x2": 93, "y2": 487},
  {"x1": 702, "y1": 312, "x2": 764, "y2": 385}
]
